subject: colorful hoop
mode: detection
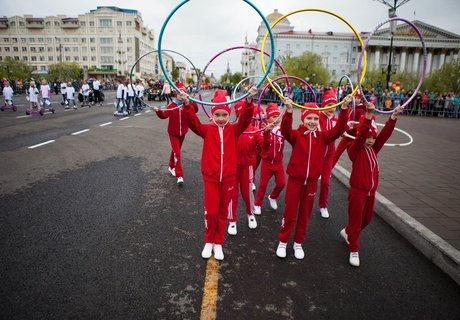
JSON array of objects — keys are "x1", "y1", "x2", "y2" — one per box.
[
  {"x1": 157, "y1": 0, "x2": 276, "y2": 106},
  {"x1": 343, "y1": 121, "x2": 413, "y2": 147},
  {"x1": 356, "y1": 17, "x2": 427, "y2": 113},
  {"x1": 260, "y1": 8, "x2": 367, "y2": 111}
]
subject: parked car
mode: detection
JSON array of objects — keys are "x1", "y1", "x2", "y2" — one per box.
[{"x1": 147, "y1": 83, "x2": 164, "y2": 101}]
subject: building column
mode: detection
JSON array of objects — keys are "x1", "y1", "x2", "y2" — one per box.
[
  {"x1": 438, "y1": 49, "x2": 446, "y2": 69},
  {"x1": 399, "y1": 48, "x2": 406, "y2": 72},
  {"x1": 426, "y1": 49, "x2": 433, "y2": 75},
  {"x1": 374, "y1": 46, "x2": 381, "y2": 71},
  {"x1": 412, "y1": 48, "x2": 420, "y2": 74}
]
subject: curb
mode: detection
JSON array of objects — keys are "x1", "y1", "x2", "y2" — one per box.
[{"x1": 333, "y1": 164, "x2": 460, "y2": 285}]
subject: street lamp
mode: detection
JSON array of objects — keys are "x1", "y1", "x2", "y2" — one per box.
[{"x1": 374, "y1": 0, "x2": 411, "y2": 89}]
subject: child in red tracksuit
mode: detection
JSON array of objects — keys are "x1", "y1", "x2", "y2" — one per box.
[
  {"x1": 153, "y1": 85, "x2": 198, "y2": 185},
  {"x1": 341, "y1": 103, "x2": 403, "y2": 267},
  {"x1": 318, "y1": 90, "x2": 338, "y2": 219},
  {"x1": 276, "y1": 95, "x2": 351, "y2": 260},
  {"x1": 254, "y1": 103, "x2": 285, "y2": 215},
  {"x1": 332, "y1": 92, "x2": 366, "y2": 168},
  {"x1": 184, "y1": 87, "x2": 258, "y2": 261},
  {"x1": 227, "y1": 124, "x2": 263, "y2": 235}
]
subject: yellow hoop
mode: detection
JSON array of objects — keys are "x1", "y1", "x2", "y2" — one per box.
[{"x1": 260, "y1": 8, "x2": 367, "y2": 111}]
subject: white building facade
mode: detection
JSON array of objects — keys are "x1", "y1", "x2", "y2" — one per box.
[
  {"x1": 247, "y1": 9, "x2": 460, "y2": 84},
  {"x1": 0, "y1": 7, "x2": 174, "y2": 81}
]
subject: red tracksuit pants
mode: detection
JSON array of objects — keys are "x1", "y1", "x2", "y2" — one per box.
[
  {"x1": 319, "y1": 152, "x2": 334, "y2": 208},
  {"x1": 346, "y1": 188, "x2": 376, "y2": 252},
  {"x1": 255, "y1": 160, "x2": 285, "y2": 206},
  {"x1": 229, "y1": 164, "x2": 255, "y2": 222},
  {"x1": 332, "y1": 136, "x2": 353, "y2": 168},
  {"x1": 203, "y1": 180, "x2": 235, "y2": 244},
  {"x1": 168, "y1": 134, "x2": 185, "y2": 178},
  {"x1": 278, "y1": 178, "x2": 318, "y2": 244}
]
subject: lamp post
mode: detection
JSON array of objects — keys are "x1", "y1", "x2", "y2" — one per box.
[{"x1": 374, "y1": 0, "x2": 410, "y2": 89}]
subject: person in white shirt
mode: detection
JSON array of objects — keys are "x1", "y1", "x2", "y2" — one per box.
[
  {"x1": 92, "y1": 79, "x2": 102, "y2": 105},
  {"x1": 65, "y1": 82, "x2": 76, "y2": 109},
  {"x1": 2, "y1": 81, "x2": 14, "y2": 104},
  {"x1": 60, "y1": 81, "x2": 67, "y2": 105},
  {"x1": 28, "y1": 81, "x2": 40, "y2": 109},
  {"x1": 81, "y1": 80, "x2": 91, "y2": 106},
  {"x1": 126, "y1": 79, "x2": 135, "y2": 112},
  {"x1": 135, "y1": 79, "x2": 145, "y2": 111},
  {"x1": 114, "y1": 79, "x2": 127, "y2": 115},
  {"x1": 40, "y1": 79, "x2": 52, "y2": 108},
  {"x1": 161, "y1": 81, "x2": 172, "y2": 104}
]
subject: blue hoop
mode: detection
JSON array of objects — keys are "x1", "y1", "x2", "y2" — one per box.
[{"x1": 157, "y1": 0, "x2": 276, "y2": 106}]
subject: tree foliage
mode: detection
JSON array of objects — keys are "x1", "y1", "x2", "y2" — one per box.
[
  {"x1": 0, "y1": 57, "x2": 31, "y2": 80},
  {"x1": 46, "y1": 62, "x2": 83, "y2": 81},
  {"x1": 276, "y1": 52, "x2": 330, "y2": 85},
  {"x1": 422, "y1": 61, "x2": 460, "y2": 93}
]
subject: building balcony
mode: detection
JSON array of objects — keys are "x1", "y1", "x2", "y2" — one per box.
[
  {"x1": 61, "y1": 18, "x2": 79, "y2": 29},
  {"x1": 26, "y1": 18, "x2": 44, "y2": 29},
  {"x1": 0, "y1": 18, "x2": 8, "y2": 29}
]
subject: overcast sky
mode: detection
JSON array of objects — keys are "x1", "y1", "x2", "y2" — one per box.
[{"x1": 3, "y1": 0, "x2": 459, "y2": 78}]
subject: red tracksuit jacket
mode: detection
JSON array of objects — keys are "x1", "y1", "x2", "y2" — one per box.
[
  {"x1": 237, "y1": 125, "x2": 263, "y2": 166},
  {"x1": 281, "y1": 108, "x2": 348, "y2": 184},
  {"x1": 347, "y1": 117, "x2": 396, "y2": 195},
  {"x1": 155, "y1": 100, "x2": 198, "y2": 136},
  {"x1": 319, "y1": 112, "x2": 338, "y2": 155},
  {"x1": 260, "y1": 126, "x2": 284, "y2": 164},
  {"x1": 184, "y1": 100, "x2": 254, "y2": 183}
]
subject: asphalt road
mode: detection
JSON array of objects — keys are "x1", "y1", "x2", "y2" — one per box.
[{"x1": 1, "y1": 91, "x2": 459, "y2": 319}]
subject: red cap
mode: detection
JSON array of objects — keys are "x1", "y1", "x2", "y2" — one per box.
[
  {"x1": 211, "y1": 90, "x2": 231, "y2": 114},
  {"x1": 266, "y1": 103, "x2": 280, "y2": 118},
  {"x1": 354, "y1": 89, "x2": 363, "y2": 99},
  {"x1": 233, "y1": 99, "x2": 245, "y2": 117},
  {"x1": 301, "y1": 102, "x2": 320, "y2": 122},
  {"x1": 322, "y1": 90, "x2": 338, "y2": 107},
  {"x1": 358, "y1": 114, "x2": 377, "y2": 137}
]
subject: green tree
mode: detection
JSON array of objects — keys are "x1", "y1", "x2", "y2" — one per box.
[
  {"x1": 276, "y1": 52, "x2": 330, "y2": 85},
  {"x1": 422, "y1": 61, "x2": 460, "y2": 93},
  {"x1": 0, "y1": 57, "x2": 31, "y2": 80},
  {"x1": 47, "y1": 62, "x2": 83, "y2": 81}
]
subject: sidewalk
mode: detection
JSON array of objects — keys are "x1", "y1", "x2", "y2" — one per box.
[{"x1": 332, "y1": 114, "x2": 460, "y2": 284}]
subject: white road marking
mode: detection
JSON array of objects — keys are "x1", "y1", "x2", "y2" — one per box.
[
  {"x1": 28, "y1": 140, "x2": 55, "y2": 149},
  {"x1": 119, "y1": 117, "x2": 129, "y2": 121},
  {"x1": 99, "y1": 122, "x2": 112, "y2": 127},
  {"x1": 71, "y1": 129, "x2": 90, "y2": 135}
]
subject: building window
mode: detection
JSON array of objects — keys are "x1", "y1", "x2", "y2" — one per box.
[
  {"x1": 10, "y1": 21, "x2": 16, "y2": 26},
  {"x1": 39, "y1": 47, "x2": 44, "y2": 52},
  {"x1": 39, "y1": 56, "x2": 45, "y2": 61},
  {"x1": 48, "y1": 47, "x2": 53, "y2": 52},
  {"x1": 31, "y1": 56, "x2": 37, "y2": 61},
  {"x1": 100, "y1": 47, "x2": 113, "y2": 54},
  {"x1": 23, "y1": 56, "x2": 27, "y2": 61},
  {"x1": 21, "y1": 38, "x2": 26, "y2": 42},
  {"x1": 90, "y1": 47, "x2": 96, "y2": 52},
  {"x1": 74, "y1": 56, "x2": 79, "y2": 61},
  {"x1": 89, "y1": 21, "x2": 95, "y2": 27},
  {"x1": 117, "y1": 21, "x2": 122, "y2": 27},
  {"x1": 91, "y1": 56, "x2": 96, "y2": 61},
  {"x1": 45, "y1": 21, "x2": 51, "y2": 26},
  {"x1": 14, "y1": 56, "x2": 19, "y2": 61},
  {"x1": 126, "y1": 21, "x2": 132, "y2": 26},
  {"x1": 19, "y1": 21, "x2": 25, "y2": 26},
  {"x1": 13, "y1": 47, "x2": 18, "y2": 52},
  {"x1": 65, "y1": 56, "x2": 71, "y2": 61},
  {"x1": 99, "y1": 19, "x2": 113, "y2": 27},
  {"x1": 100, "y1": 37, "x2": 113, "y2": 44},
  {"x1": 73, "y1": 47, "x2": 79, "y2": 52},
  {"x1": 12, "y1": 38, "x2": 18, "y2": 43},
  {"x1": 73, "y1": 38, "x2": 78, "y2": 42},
  {"x1": 90, "y1": 38, "x2": 95, "y2": 43},
  {"x1": 22, "y1": 47, "x2": 27, "y2": 52},
  {"x1": 101, "y1": 56, "x2": 114, "y2": 63},
  {"x1": 30, "y1": 47, "x2": 36, "y2": 52},
  {"x1": 64, "y1": 38, "x2": 70, "y2": 42},
  {"x1": 82, "y1": 56, "x2": 87, "y2": 61},
  {"x1": 49, "y1": 56, "x2": 53, "y2": 61},
  {"x1": 54, "y1": 21, "x2": 60, "y2": 26},
  {"x1": 81, "y1": 38, "x2": 86, "y2": 43},
  {"x1": 80, "y1": 21, "x2": 86, "y2": 26}
]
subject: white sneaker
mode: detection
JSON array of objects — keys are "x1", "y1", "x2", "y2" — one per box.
[
  {"x1": 276, "y1": 242, "x2": 287, "y2": 258},
  {"x1": 168, "y1": 167, "x2": 176, "y2": 177},
  {"x1": 293, "y1": 242, "x2": 305, "y2": 260},
  {"x1": 202, "y1": 243, "x2": 213, "y2": 259},
  {"x1": 254, "y1": 205, "x2": 261, "y2": 215},
  {"x1": 268, "y1": 196, "x2": 278, "y2": 210},
  {"x1": 252, "y1": 183, "x2": 256, "y2": 191},
  {"x1": 320, "y1": 208, "x2": 330, "y2": 219},
  {"x1": 177, "y1": 177, "x2": 184, "y2": 185},
  {"x1": 340, "y1": 228, "x2": 349, "y2": 245},
  {"x1": 248, "y1": 215, "x2": 257, "y2": 229},
  {"x1": 228, "y1": 222, "x2": 237, "y2": 235},
  {"x1": 213, "y1": 244, "x2": 224, "y2": 260},
  {"x1": 349, "y1": 251, "x2": 360, "y2": 267}
]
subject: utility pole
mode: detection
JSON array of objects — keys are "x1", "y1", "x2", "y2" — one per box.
[{"x1": 374, "y1": 0, "x2": 411, "y2": 89}]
